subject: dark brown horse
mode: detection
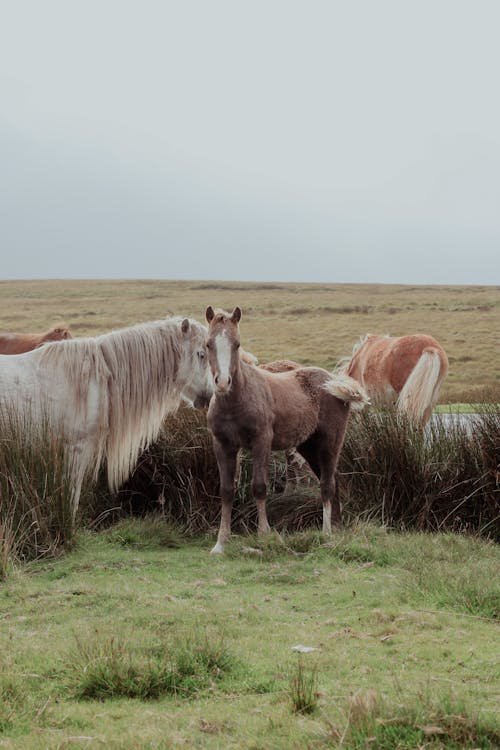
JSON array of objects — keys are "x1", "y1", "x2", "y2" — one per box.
[
  {"x1": 0, "y1": 326, "x2": 72, "y2": 354},
  {"x1": 205, "y1": 306, "x2": 369, "y2": 554}
]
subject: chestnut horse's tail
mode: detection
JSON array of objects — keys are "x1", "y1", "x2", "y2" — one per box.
[
  {"x1": 324, "y1": 372, "x2": 370, "y2": 411},
  {"x1": 396, "y1": 347, "x2": 448, "y2": 425}
]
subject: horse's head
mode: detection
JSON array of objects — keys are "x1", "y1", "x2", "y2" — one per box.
[
  {"x1": 178, "y1": 318, "x2": 214, "y2": 408},
  {"x1": 46, "y1": 326, "x2": 72, "y2": 342},
  {"x1": 205, "y1": 305, "x2": 241, "y2": 394}
]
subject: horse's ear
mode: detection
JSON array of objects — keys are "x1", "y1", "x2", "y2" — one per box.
[
  {"x1": 206, "y1": 306, "x2": 215, "y2": 323},
  {"x1": 231, "y1": 307, "x2": 242, "y2": 324},
  {"x1": 181, "y1": 318, "x2": 190, "y2": 334}
]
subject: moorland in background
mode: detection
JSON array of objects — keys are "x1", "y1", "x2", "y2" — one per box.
[{"x1": 1, "y1": 279, "x2": 499, "y2": 402}]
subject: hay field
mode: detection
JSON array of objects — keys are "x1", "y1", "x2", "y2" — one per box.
[{"x1": 1, "y1": 280, "x2": 499, "y2": 401}]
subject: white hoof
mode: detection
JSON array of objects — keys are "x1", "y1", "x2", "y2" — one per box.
[{"x1": 210, "y1": 543, "x2": 225, "y2": 555}]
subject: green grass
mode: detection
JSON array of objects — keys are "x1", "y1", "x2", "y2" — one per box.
[
  {"x1": 0, "y1": 522, "x2": 498, "y2": 748},
  {"x1": 323, "y1": 690, "x2": 500, "y2": 749}
]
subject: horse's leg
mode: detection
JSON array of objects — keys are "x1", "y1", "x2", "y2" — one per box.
[
  {"x1": 297, "y1": 435, "x2": 341, "y2": 533},
  {"x1": 251, "y1": 442, "x2": 272, "y2": 535},
  {"x1": 211, "y1": 440, "x2": 239, "y2": 555},
  {"x1": 318, "y1": 453, "x2": 340, "y2": 532},
  {"x1": 283, "y1": 449, "x2": 314, "y2": 494}
]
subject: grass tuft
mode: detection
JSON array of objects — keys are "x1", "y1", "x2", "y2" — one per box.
[
  {"x1": 0, "y1": 405, "x2": 86, "y2": 571},
  {"x1": 103, "y1": 516, "x2": 184, "y2": 549},
  {"x1": 289, "y1": 656, "x2": 319, "y2": 715},
  {"x1": 325, "y1": 691, "x2": 500, "y2": 749},
  {"x1": 65, "y1": 630, "x2": 236, "y2": 701}
]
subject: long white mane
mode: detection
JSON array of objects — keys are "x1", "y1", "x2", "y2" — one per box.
[{"x1": 1, "y1": 317, "x2": 207, "y2": 505}]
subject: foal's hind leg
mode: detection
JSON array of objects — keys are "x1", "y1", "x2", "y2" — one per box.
[
  {"x1": 297, "y1": 435, "x2": 341, "y2": 533},
  {"x1": 251, "y1": 442, "x2": 272, "y2": 535},
  {"x1": 212, "y1": 440, "x2": 239, "y2": 555}
]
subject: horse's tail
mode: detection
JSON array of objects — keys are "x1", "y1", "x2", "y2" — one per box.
[
  {"x1": 324, "y1": 372, "x2": 370, "y2": 411},
  {"x1": 396, "y1": 347, "x2": 448, "y2": 425}
]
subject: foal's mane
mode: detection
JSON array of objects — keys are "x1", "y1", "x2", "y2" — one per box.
[{"x1": 38, "y1": 319, "x2": 188, "y2": 490}]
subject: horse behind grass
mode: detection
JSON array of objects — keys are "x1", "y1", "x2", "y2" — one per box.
[
  {"x1": 0, "y1": 326, "x2": 72, "y2": 354},
  {"x1": 0, "y1": 317, "x2": 212, "y2": 517},
  {"x1": 205, "y1": 305, "x2": 369, "y2": 554},
  {"x1": 344, "y1": 333, "x2": 449, "y2": 426}
]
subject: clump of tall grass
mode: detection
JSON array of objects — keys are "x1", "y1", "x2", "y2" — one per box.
[
  {"x1": 338, "y1": 407, "x2": 499, "y2": 538},
  {"x1": 66, "y1": 630, "x2": 235, "y2": 701},
  {"x1": 289, "y1": 656, "x2": 319, "y2": 714},
  {"x1": 102, "y1": 516, "x2": 184, "y2": 549},
  {"x1": 324, "y1": 690, "x2": 500, "y2": 749},
  {"x1": 120, "y1": 404, "x2": 498, "y2": 540},
  {"x1": 116, "y1": 405, "x2": 222, "y2": 531},
  {"x1": 0, "y1": 405, "x2": 81, "y2": 572}
]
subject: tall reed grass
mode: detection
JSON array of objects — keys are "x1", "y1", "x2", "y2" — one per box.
[
  {"x1": 1, "y1": 401, "x2": 498, "y2": 576},
  {"x1": 0, "y1": 405, "x2": 79, "y2": 574},
  {"x1": 339, "y1": 407, "x2": 499, "y2": 537},
  {"x1": 120, "y1": 404, "x2": 499, "y2": 540}
]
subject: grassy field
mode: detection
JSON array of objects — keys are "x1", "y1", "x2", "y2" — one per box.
[
  {"x1": 1, "y1": 279, "x2": 499, "y2": 402},
  {"x1": 0, "y1": 279, "x2": 499, "y2": 748},
  {"x1": 0, "y1": 522, "x2": 498, "y2": 749}
]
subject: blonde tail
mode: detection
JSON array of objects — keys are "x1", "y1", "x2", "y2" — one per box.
[
  {"x1": 396, "y1": 348, "x2": 446, "y2": 425},
  {"x1": 324, "y1": 372, "x2": 370, "y2": 411}
]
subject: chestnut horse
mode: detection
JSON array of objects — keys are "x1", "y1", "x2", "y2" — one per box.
[
  {"x1": 0, "y1": 326, "x2": 72, "y2": 354},
  {"x1": 205, "y1": 306, "x2": 369, "y2": 554},
  {"x1": 344, "y1": 333, "x2": 449, "y2": 426}
]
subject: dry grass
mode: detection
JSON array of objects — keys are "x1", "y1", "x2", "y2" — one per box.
[{"x1": 1, "y1": 279, "x2": 499, "y2": 401}]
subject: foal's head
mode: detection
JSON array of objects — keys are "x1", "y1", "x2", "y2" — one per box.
[{"x1": 205, "y1": 306, "x2": 242, "y2": 394}]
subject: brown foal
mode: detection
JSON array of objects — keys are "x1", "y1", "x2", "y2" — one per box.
[{"x1": 205, "y1": 306, "x2": 369, "y2": 554}]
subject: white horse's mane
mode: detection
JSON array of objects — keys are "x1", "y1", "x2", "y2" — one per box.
[{"x1": 36, "y1": 317, "x2": 197, "y2": 492}]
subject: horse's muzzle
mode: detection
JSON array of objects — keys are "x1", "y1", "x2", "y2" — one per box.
[{"x1": 193, "y1": 392, "x2": 212, "y2": 409}]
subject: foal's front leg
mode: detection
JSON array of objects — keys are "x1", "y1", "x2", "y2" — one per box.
[
  {"x1": 251, "y1": 441, "x2": 272, "y2": 535},
  {"x1": 211, "y1": 439, "x2": 239, "y2": 555}
]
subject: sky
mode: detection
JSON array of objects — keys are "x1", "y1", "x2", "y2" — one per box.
[{"x1": 1, "y1": 0, "x2": 499, "y2": 284}]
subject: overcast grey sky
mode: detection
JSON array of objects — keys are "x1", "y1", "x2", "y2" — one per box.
[{"x1": 1, "y1": 0, "x2": 499, "y2": 284}]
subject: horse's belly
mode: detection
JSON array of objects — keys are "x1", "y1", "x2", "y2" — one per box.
[{"x1": 271, "y1": 412, "x2": 317, "y2": 451}]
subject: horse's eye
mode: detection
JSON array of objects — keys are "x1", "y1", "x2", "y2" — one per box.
[{"x1": 198, "y1": 351, "x2": 205, "y2": 360}]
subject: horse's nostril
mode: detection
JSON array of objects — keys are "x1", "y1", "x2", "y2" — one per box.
[
  {"x1": 227, "y1": 376, "x2": 232, "y2": 386},
  {"x1": 215, "y1": 375, "x2": 219, "y2": 385}
]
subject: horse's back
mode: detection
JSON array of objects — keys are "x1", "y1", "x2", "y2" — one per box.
[{"x1": 0, "y1": 333, "x2": 38, "y2": 355}]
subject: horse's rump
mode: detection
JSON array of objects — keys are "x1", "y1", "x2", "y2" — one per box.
[{"x1": 345, "y1": 333, "x2": 448, "y2": 424}]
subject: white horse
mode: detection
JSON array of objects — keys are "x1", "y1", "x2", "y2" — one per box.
[{"x1": 0, "y1": 316, "x2": 213, "y2": 516}]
